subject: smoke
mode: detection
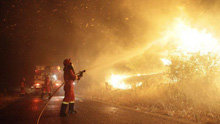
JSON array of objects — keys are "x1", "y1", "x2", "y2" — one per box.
[
  {"x1": 2, "y1": 1, "x2": 220, "y2": 120},
  {"x1": 69, "y1": 0, "x2": 220, "y2": 122},
  {"x1": 0, "y1": 0, "x2": 215, "y2": 90},
  {"x1": 66, "y1": 0, "x2": 184, "y2": 85}
]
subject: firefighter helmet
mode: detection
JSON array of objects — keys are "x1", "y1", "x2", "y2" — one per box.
[{"x1": 63, "y1": 58, "x2": 71, "y2": 66}]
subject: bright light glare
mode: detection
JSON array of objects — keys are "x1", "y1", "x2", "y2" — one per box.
[
  {"x1": 136, "y1": 74, "x2": 141, "y2": 76},
  {"x1": 53, "y1": 75, "x2": 57, "y2": 80}
]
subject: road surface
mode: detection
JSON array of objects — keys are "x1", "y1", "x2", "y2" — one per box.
[{"x1": 0, "y1": 95, "x2": 194, "y2": 124}]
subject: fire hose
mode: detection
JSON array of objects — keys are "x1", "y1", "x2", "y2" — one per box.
[{"x1": 36, "y1": 70, "x2": 86, "y2": 124}]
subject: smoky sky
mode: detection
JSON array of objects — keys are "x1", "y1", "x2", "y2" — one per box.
[{"x1": 0, "y1": 0, "x2": 219, "y2": 88}]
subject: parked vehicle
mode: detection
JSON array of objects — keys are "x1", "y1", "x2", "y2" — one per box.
[{"x1": 32, "y1": 65, "x2": 63, "y2": 91}]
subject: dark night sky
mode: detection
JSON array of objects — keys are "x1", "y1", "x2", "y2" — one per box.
[
  {"x1": 0, "y1": 1, "x2": 72, "y2": 86},
  {"x1": 0, "y1": 0, "x2": 142, "y2": 87},
  {"x1": 0, "y1": 0, "x2": 219, "y2": 88}
]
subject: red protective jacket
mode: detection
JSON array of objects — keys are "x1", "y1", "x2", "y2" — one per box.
[{"x1": 63, "y1": 66, "x2": 77, "y2": 103}]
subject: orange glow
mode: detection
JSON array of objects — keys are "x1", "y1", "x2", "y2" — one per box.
[{"x1": 33, "y1": 98, "x2": 41, "y2": 103}]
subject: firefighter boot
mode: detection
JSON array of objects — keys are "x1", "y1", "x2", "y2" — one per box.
[
  {"x1": 60, "y1": 103, "x2": 68, "y2": 117},
  {"x1": 69, "y1": 103, "x2": 77, "y2": 114}
]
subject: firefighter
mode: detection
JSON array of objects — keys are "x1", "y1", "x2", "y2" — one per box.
[
  {"x1": 20, "y1": 77, "x2": 26, "y2": 96},
  {"x1": 60, "y1": 58, "x2": 78, "y2": 117},
  {"x1": 41, "y1": 75, "x2": 52, "y2": 98}
]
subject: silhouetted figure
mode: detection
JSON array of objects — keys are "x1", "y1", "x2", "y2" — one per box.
[
  {"x1": 41, "y1": 75, "x2": 52, "y2": 98},
  {"x1": 20, "y1": 77, "x2": 26, "y2": 96}
]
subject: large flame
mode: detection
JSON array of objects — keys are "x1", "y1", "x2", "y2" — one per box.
[
  {"x1": 107, "y1": 74, "x2": 145, "y2": 90},
  {"x1": 161, "y1": 18, "x2": 220, "y2": 65},
  {"x1": 107, "y1": 74, "x2": 132, "y2": 90},
  {"x1": 164, "y1": 18, "x2": 219, "y2": 55}
]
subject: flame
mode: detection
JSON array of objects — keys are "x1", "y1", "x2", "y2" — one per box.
[
  {"x1": 107, "y1": 74, "x2": 132, "y2": 90},
  {"x1": 160, "y1": 18, "x2": 220, "y2": 66},
  {"x1": 107, "y1": 74, "x2": 146, "y2": 90},
  {"x1": 164, "y1": 18, "x2": 219, "y2": 56}
]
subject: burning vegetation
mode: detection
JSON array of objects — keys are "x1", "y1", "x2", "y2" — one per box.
[
  {"x1": 83, "y1": 14, "x2": 220, "y2": 123},
  {"x1": 106, "y1": 74, "x2": 146, "y2": 90}
]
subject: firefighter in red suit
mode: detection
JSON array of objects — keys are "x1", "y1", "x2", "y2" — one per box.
[
  {"x1": 20, "y1": 77, "x2": 26, "y2": 95},
  {"x1": 41, "y1": 75, "x2": 52, "y2": 98},
  {"x1": 60, "y1": 58, "x2": 78, "y2": 116}
]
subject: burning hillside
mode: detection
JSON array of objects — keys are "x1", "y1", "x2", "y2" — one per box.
[{"x1": 85, "y1": 14, "x2": 220, "y2": 123}]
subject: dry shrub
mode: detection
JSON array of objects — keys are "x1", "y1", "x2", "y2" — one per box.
[
  {"x1": 81, "y1": 52, "x2": 220, "y2": 122},
  {"x1": 163, "y1": 52, "x2": 220, "y2": 121}
]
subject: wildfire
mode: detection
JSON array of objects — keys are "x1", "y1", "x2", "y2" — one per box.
[
  {"x1": 161, "y1": 18, "x2": 220, "y2": 66},
  {"x1": 107, "y1": 74, "x2": 131, "y2": 90},
  {"x1": 107, "y1": 74, "x2": 145, "y2": 90},
  {"x1": 165, "y1": 18, "x2": 219, "y2": 56}
]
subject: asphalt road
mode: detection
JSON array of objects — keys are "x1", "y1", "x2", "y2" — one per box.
[
  {"x1": 0, "y1": 96, "x2": 46, "y2": 124},
  {"x1": 0, "y1": 95, "x2": 194, "y2": 124}
]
